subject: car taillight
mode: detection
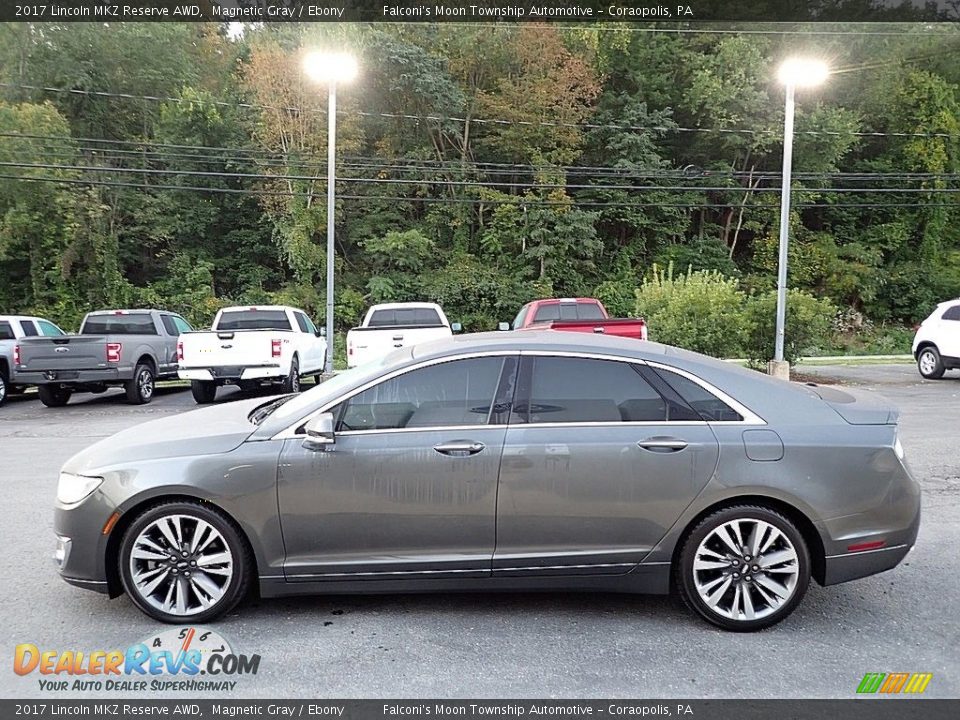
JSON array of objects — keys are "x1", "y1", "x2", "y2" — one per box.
[
  {"x1": 106, "y1": 342, "x2": 122, "y2": 363},
  {"x1": 14, "y1": 344, "x2": 20, "y2": 365},
  {"x1": 271, "y1": 339, "x2": 282, "y2": 358},
  {"x1": 177, "y1": 341, "x2": 184, "y2": 361}
]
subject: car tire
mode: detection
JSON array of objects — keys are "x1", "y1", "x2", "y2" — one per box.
[
  {"x1": 125, "y1": 363, "x2": 155, "y2": 405},
  {"x1": 38, "y1": 385, "x2": 72, "y2": 407},
  {"x1": 917, "y1": 346, "x2": 945, "y2": 379},
  {"x1": 677, "y1": 505, "x2": 811, "y2": 632},
  {"x1": 0, "y1": 370, "x2": 7, "y2": 407},
  {"x1": 191, "y1": 380, "x2": 217, "y2": 404},
  {"x1": 119, "y1": 500, "x2": 252, "y2": 624},
  {"x1": 281, "y1": 355, "x2": 301, "y2": 394}
]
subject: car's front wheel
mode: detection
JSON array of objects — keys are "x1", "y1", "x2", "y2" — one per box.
[
  {"x1": 678, "y1": 505, "x2": 810, "y2": 631},
  {"x1": 119, "y1": 501, "x2": 251, "y2": 623},
  {"x1": 917, "y1": 346, "x2": 945, "y2": 379}
]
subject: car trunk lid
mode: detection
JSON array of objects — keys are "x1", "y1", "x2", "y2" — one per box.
[{"x1": 801, "y1": 383, "x2": 899, "y2": 425}]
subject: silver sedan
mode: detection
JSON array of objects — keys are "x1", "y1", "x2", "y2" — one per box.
[{"x1": 53, "y1": 332, "x2": 920, "y2": 631}]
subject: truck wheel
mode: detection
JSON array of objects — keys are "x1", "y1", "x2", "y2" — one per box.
[
  {"x1": 125, "y1": 363, "x2": 156, "y2": 405},
  {"x1": 0, "y1": 370, "x2": 7, "y2": 407},
  {"x1": 281, "y1": 356, "x2": 301, "y2": 394},
  {"x1": 38, "y1": 385, "x2": 72, "y2": 408},
  {"x1": 191, "y1": 380, "x2": 217, "y2": 404}
]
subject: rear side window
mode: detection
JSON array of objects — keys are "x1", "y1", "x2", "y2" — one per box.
[
  {"x1": 652, "y1": 367, "x2": 743, "y2": 422},
  {"x1": 81, "y1": 314, "x2": 158, "y2": 335},
  {"x1": 0, "y1": 322, "x2": 14, "y2": 340},
  {"x1": 37, "y1": 320, "x2": 64, "y2": 336},
  {"x1": 217, "y1": 310, "x2": 291, "y2": 331},
  {"x1": 943, "y1": 305, "x2": 960, "y2": 321},
  {"x1": 368, "y1": 308, "x2": 442, "y2": 327},
  {"x1": 160, "y1": 315, "x2": 179, "y2": 336},
  {"x1": 511, "y1": 305, "x2": 529, "y2": 329},
  {"x1": 19, "y1": 321, "x2": 38, "y2": 337},
  {"x1": 511, "y1": 356, "x2": 668, "y2": 424},
  {"x1": 294, "y1": 313, "x2": 310, "y2": 333}
]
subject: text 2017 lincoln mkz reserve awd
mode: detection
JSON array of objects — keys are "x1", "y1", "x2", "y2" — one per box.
[{"x1": 53, "y1": 332, "x2": 920, "y2": 631}]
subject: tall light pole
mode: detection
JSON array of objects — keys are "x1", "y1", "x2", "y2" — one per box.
[
  {"x1": 303, "y1": 51, "x2": 358, "y2": 374},
  {"x1": 770, "y1": 58, "x2": 829, "y2": 380}
]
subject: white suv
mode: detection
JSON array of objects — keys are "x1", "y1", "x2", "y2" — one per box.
[{"x1": 912, "y1": 299, "x2": 960, "y2": 379}]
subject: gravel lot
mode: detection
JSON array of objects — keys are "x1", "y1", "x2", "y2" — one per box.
[{"x1": 2, "y1": 364, "x2": 958, "y2": 699}]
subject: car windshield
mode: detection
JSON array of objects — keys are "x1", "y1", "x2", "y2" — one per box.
[{"x1": 248, "y1": 395, "x2": 296, "y2": 425}]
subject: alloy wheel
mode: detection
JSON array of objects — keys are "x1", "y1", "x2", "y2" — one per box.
[
  {"x1": 691, "y1": 518, "x2": 800, "y2": 622},
  {"x1": 128, "y1": 514, "x2": 234, "y2": 616},
  {"x1": 919, "y1": 351, "x2": 937, "y2": 376},
  {"x1": 138, "y1": 369, "x2": 154, "y2": 400}
]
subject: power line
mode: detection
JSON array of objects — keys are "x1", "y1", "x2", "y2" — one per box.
[{"x1": 5, "y1": 82, "x2": 960, "y2": 139}]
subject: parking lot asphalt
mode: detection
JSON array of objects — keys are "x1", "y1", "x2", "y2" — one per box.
[{"x1": 2, "y1": 364, "x2": 958, "y2": 699}]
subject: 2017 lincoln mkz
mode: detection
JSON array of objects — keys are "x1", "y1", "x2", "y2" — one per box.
[{"x1": 54, "y1": 332, "x2": 920, "y2": 630}]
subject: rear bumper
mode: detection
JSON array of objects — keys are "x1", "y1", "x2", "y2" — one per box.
[
  {"x1": 179, "y1": 364, "x2": 282, "y2": 382},
  {"x1": 822, "y1": 544, "x2": 913, "y2": 586},
  {"x1": 15, "y1": 368, "x2": 123, "y2": 385}
]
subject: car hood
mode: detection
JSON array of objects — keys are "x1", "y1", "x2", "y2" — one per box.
[
  {"x1": 61, "y1": 397, "x2": 265, "y2": 474},
  {"x1": 801, "y1": 384, "x2": 899, "y2": 425}
]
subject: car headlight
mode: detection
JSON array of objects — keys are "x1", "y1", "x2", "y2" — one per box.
[{"x1": 57, "y1": 473, "x2": 103, "y2": 505}]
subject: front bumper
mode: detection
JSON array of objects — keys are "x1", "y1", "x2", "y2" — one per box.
[
  {"x1": 179, "y1": 364, "x2": 282, "y2": 382},
  {"x1": 53, "y1": 491, "x2": 118, "y2": 596}
]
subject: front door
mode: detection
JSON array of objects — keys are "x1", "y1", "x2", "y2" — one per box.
[
  {"x1": 494, "y1": 355, "x2": 720, "y2": 577},
  {"x1": 277, "y1": 355, "x2": 517, "y2": 580}
]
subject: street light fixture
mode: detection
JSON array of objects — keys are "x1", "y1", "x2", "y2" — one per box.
[
  {"x1": 770, "y1": 58, "x2": 829, "y2": 380},
  {"x1": 303, "y1": 51, "x2": 359, "y2": 374}
]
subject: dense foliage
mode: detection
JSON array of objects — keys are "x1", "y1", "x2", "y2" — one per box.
[{"x1": 1, "y1": 22, "x2": 959, "y2": 359}]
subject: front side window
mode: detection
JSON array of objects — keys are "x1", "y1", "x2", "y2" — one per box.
[
  {"x1": 18, "y1": 321, "x2": 38, "y2": 337},
  {"x1": 37, "y1": 320, "x2": 65, "y2": 336},
  {"x1": 511, "y1": 356, "x2": 668, "y2": 424},
  {"x1": 172, "y1": 316, "x2": 193, "y2": 334},
  {"x1": 332, "y1": 356, "x2": 504, "y2": 431}
]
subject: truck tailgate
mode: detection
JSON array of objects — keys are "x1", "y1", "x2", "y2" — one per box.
[
  {"x1": 180, "y1": 329, "x2": 288, "y2": 368},
  {"x1": 17, "y1": 336, "x2": 108, "y2": 370},
  {"x1": 347, "y1": 326, "x2": 451, "y2": 367},
  {"x1": 538, "y1": 318, "x2": 647, "y2": 340}
]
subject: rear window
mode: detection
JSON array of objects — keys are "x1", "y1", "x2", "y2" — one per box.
[
  {"x1": 367, "y1": 307, "x2": 442, "y2": 327},
  {"x1": 81, "y1": 313, "x2": 158, "y2": 335},
  {"x1": 532, "y1": 302, "x2": 605, "y2": 324},
  {"x1": 217, "y1": 310, "x2": 291, "y2": 331}
]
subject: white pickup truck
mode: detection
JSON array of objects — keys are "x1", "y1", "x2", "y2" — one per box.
[
  {"x1": 346, "y1": 302, "x2": 459, "y2": 368},
  {"x1": 178, "y1": 305, "x2": 327, "y2": 404}
]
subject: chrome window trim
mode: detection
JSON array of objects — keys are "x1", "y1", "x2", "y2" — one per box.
[{"x1": 271, "y1": 348, "x2": 765, "y2": 440}]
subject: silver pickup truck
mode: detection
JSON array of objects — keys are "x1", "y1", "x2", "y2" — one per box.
[
  {"x1": 0, "y1": 315, "x2": 68, "y2": 406},
  {"x1": 14, "y1": 309, "x2": 193, "y2": 407}
]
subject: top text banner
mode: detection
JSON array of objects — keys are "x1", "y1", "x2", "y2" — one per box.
[{"x1": 2, "y1": 0, "x2": 957, "y2": 23}]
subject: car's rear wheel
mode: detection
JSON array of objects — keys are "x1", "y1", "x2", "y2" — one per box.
[
  {"x1": 0, "y1": 370, "x2": 7, "y2": 407},
  {"x1": 119, "y1": 501, "x2": 251, "y2": 623},
  {"x1": 678, "y1": 506, "x2": 810, "y2": 631},
  {"x1": 191, "y1": 380, "x2": 217, "y2": 404},
  {"x1": 38, "y1": 385, "x2": 72, "y2": 407},
  {"x1": 281, "y1": 356, "x2": 301, "y2": 394},
  {"x1": 917, "y1": 346, "x2": 945, "y2": 379},
  {"x1": 125, "y1": 363, "x2": 155, "y2": 405}
]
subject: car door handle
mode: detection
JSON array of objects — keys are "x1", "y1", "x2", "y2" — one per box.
[
  {"x1": 637, "y1": 437, "x2": 688, "y2": 453},
  {"x1": 434, "y1": 441, "x2": 485, "y2": 456}
]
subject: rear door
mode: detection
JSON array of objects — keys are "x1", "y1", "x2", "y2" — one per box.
[
  {"x1": 494, "y1": 354, "x2": 720, "y2": 577},
  {"x1": 939, "y1": 303, "x2": 960, "y2": 358}
]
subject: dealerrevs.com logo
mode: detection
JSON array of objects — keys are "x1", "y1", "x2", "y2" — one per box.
[{"x1": 14, "y1": 627, "x2": 260, "y2": 692}]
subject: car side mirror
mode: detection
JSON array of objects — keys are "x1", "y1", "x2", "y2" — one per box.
[
  {"x1": 498, "y1": 322, "x2": 510, "y2": 331},
  {"x1": 450, "y1": 322, "x2": 462, "y2": 333},
  {"x1": 316, "y1": 327, "x2": 326, "y2": 337},
  {"x1": 303, "y1": 412, "x2": 335, "y2": 450}
]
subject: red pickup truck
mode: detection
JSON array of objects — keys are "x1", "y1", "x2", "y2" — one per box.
[{"x1": 505, "y1": 298, "x2": 648, "y2": 340}]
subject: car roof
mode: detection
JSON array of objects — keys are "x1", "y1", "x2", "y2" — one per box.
[
  {"x1": 218, "y1": 305, "x2": 294, "y2": 312},
  {"x1": 368, "y1": 302, "x2": 443, "y2": 311},
  {"x1": 85, "y1": 309, "x2": 163, "y2": 315},
  {"x1": 411, "y1": 330, "x2": 666, "y2": 360}
]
